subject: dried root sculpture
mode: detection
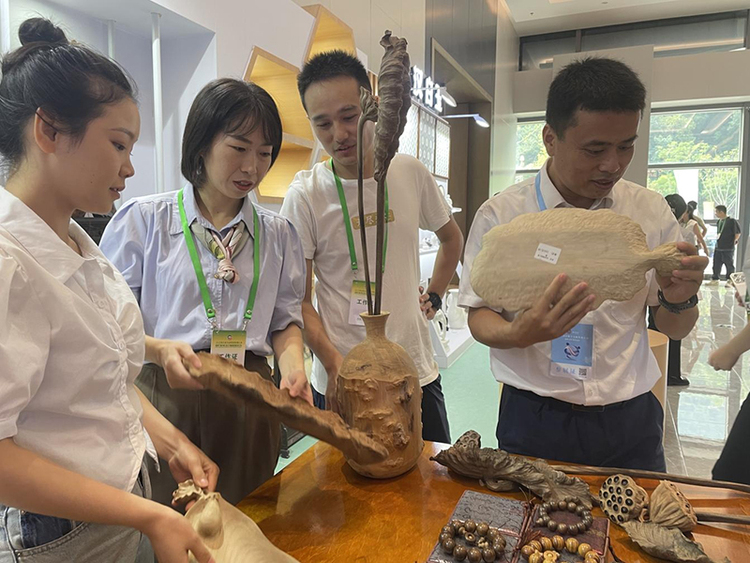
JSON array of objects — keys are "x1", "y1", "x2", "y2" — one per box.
[
  {"x1": 370, "y1": 30, "x2": 410, "y2": 315},
  {"x1": 173, "y1": 480, "x2": 299, "y2": 563},
  {"x1": 431, "y1": 431, "x2": 593, "y2": 508},
  {"x1": 183, "y1": 352, "x2": 388, "y2": 464},
  {"x1": 471, "y1": 208, "x2": 685, "y2": 312}
]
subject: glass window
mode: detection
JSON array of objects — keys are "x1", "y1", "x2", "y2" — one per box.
[
  {"x1": 520, "y1": 32, "x2": 577, "y2": 70},
  {"x1": 647, "y1": 108, "x2": 744, "y2": 275},
  {"x1": 649, "y1": 109, "x2": 742, "y2": 165},
  {"x1": 518, "y1": 12, "x2": 747, "y2": 71},
  {"x1": 582, "y1": 12, "x2": 746, "y2": 58},
  {"x1": 516, "y1": 121, "x2": 547, "y2": 171}
]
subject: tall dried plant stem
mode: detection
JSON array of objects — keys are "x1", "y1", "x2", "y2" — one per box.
[
  {"x1": 374, "y1": 177, "x2": 385, "y2": 315},
  {"x1": 357, "y1": 114, "x2": 373, "y2": 315}
]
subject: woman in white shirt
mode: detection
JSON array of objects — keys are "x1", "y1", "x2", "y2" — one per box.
[
  {"x1": 0, "y1": 18, "x2": 216, "y2": 563},
  {"x1": 101, "y1": 78, "x2": 311, "y2": 506},
  {"x1": 681, "y1": 201, "x2": 709, "y2": 255}
]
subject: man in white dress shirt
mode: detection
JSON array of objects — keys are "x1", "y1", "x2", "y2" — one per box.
[{"x1": 459, "y1": 58, "x2": 707, "y2": 471}]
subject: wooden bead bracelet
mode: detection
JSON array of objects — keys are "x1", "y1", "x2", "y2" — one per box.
[
  {"x1": 438, "y1": 519, "x2": 507, "y2": 562},
  {"x1": 520, "y1": 536, "x2": 601, "y2": 563},
  {"x1": 535, "y1": 497, "x2": 593, "y2": 536}
]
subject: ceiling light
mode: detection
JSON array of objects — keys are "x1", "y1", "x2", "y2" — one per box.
[{"x1": 443, "y1": 113, "x2": 490, "y2": 128}]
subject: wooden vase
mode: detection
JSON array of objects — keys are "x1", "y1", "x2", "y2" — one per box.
[{"x1": 336, "y1": 312, "x2": 423, "y2": 478}]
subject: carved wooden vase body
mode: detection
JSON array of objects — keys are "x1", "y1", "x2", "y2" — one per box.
[{"x1": 336, "y1": 312, "x2": 423, "y2": 478}]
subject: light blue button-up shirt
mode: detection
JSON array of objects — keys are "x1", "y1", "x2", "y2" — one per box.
[{"x1": 100, "y1": 186, "x2": 305, "y2": 356}]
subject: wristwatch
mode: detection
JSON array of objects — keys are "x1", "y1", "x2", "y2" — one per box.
[
  {"x1": 657, "y1": 289, "x2": 698, "y2": 314},
  {"x1": 427, "y1": 291, "x2": 442, "y2": 311}
]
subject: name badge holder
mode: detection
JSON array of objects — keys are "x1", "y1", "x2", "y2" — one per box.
[
  {"x1": 330, "y1": 159, "x2": 390, "y2": 327},
  {"x1": 178, "y1": 189, "x2": 260, "y2": 365},
  {"x1": 535, "y1": 173, "x2": 596, "y2": 380}
]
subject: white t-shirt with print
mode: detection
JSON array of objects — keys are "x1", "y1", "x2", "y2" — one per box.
[{"x1": 281, "y1": 154, "x2": 451, "y2": 392}]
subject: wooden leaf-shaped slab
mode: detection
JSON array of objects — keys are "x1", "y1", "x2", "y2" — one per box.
[
  {"x1": 431, "y1": 430, "x2": 593, "y2": 508},
  {"x1": 621, "y1": 521, "x2": 731, "y2": 563},
  {"x1": 185, "y1": 353, "x2": 388, "y2": 465},
  {"x1": 471, "y1": 208, "x2": 684, "y2": 312}
]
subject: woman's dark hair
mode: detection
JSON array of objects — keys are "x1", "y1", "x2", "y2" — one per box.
[
  {"x1": 297, "y1": 50, "x2": 371, "y2": 110},
  {"x1": 546, "y1": 57, "x2": 646, "y2": 138},
  {"x1": 181, "y1": 78, "x2": 283, "y2": 187},
  {"x1": 666, "y1": 193, "x2": 687, "y2": 220},
  {"x1": 687, "y1": 200, "x2": 697, "y2": 220},
  {"x1": 0, "y1": 18, "x2": 136, "y2": 172}
]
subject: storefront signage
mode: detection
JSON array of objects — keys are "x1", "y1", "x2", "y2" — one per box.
[{"x1": 410, "y1": 66, "x2": 443, "y2": 114}]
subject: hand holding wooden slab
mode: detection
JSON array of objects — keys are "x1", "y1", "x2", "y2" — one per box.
[{"x1": 183, "y1": 352, "x2": 389, "y2": 465}]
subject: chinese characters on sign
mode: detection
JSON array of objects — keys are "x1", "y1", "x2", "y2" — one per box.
[{"x1": 410, "y1": 66, "x2": 443, "y2": 114}]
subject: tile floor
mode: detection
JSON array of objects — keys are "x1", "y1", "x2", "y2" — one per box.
[{"x1": 276, "y1": 282, "x2": 748, "y2": 478}]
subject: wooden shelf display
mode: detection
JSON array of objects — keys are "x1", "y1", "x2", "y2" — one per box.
[
  {"x1": 243, "y1": 5, "x2": 357, "y2": 203},
  {"x1": 303, "y1": 4, "x2": 356, "y2": 59}
]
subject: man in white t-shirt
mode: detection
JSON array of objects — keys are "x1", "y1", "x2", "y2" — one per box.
[
  {"x1": 280, "y1": 51, "x2": 464, "y2": 443},
  {"x1": 459, "y1": 57, "x2": 707, "y2": 471}
]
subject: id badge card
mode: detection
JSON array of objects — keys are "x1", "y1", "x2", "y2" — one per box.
[
  {"x1": 348, "y1": 280, "x2": 375, "y2": 326},
  {"x1": 210, "y1": 330, "x2": 247, "y2": 365},
  {"x1": 550, "y1": 323, "x2": 594, "y2": 380}
]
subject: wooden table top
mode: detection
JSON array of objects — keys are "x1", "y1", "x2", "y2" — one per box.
[{"x1": 237, "y1": 441, "x2": 750, "y2": 562}]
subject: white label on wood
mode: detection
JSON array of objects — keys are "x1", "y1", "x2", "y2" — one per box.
[{"x1": 534, "y1": 243, "x2": 562, "y2": 265}]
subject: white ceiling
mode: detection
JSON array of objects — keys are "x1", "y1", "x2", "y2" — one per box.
[{"x1": 504, "y1": 0, "x2": 750, "y2": 35}]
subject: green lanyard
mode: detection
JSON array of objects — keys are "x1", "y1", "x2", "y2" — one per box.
[
  {"x1": 178, "y1": 188, "x2": 260, "y2": 329},
  {"x1": 718, "y1": 218, "x2": 726, "y2": 235},
  {"x1": 330, "y1": 159, "x2": 389, "y2": 273}
]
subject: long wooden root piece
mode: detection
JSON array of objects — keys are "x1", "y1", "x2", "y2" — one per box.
[{"x1": 184, "y1": 353, "x2": 388, "y2": 465}]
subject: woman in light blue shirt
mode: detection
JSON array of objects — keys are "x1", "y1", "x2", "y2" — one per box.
[{"x1": 101, "y1": 78, "x2": 311, "y2": 506}]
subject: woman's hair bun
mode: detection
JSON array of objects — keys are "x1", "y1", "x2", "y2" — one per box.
[{"x1": 18, "y1": 18, "x2": 68, "y2": 46}]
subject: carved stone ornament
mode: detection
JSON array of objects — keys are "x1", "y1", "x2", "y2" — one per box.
[
  {"x1": 470, "y1": 208, "x2": 685, "y2": 312},
  {"x1": 621, "y1": 521, "x2": 730, "y2": 563},
  {"x1": 431, "y1": 430, "x2": 593, "y2": 508},
  {"x1": 173, "y1": 480, "x2": 299, "y2": 563},
  {"x1": 184, "y1": 352, "x2": 388, "y2": 464},
  {"x1": 598, "y1": 474, "x2": 649, "y2": 525},
  {"x1": 643, "y1": 480, "x2": 698, "y2": 533}
]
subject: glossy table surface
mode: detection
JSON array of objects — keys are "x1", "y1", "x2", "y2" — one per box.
[{"x1": 237, "y1": 441, "x2": 750, "y2": 562}]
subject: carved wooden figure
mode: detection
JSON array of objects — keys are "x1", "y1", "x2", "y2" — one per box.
[
  {"x1": 173, "y1": 481, "x2": 299, "y2": 563},
  {"x1": 471, "y1": 208, "x2": 684, "y2": 312}
]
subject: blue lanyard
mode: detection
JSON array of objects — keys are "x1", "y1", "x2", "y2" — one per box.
[{"x1": 535, "y1": 172, "x2": 546, "y2": 212}]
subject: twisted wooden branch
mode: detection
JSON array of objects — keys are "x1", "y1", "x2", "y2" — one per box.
[
  {"x1": 357, "y1": 87, "x2": 379, "y2": 314},
  {"x1": 372, "y1": 30, "x2": 410, "y2": 314}
]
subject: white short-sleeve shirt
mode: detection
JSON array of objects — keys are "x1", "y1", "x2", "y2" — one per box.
[
  {"x1": 281, "y1": 154, "x2": 451, "y2": 391},
  {"x1": 0, "y1": 188, "x2": 146, "y2": 492},
  {"x1": 458, "y1": 161, "x2": 682, "y2": 406}
]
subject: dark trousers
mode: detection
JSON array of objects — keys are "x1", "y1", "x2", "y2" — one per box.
[
  {"x1": 713, "y1": 392, "x2": 750, "y2": 485},
  {"x1": 713, "y1": 248, "x2": 735, "y2": 280},
  {"x1": 313, "y1": 375, "x2": 452, "y2": 444},
  {"x1": 496, "y1": 385, "x2": 666, "y2": 471},
  {"x1": 648, "y1": 310, "x2": 682, "y2": 382},
  {"x1": 136, "y1": 352, "x2": 281, "y2": 506}
]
